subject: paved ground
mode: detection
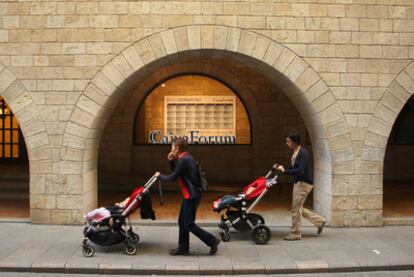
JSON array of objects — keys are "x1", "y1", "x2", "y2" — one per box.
[
  {"x1": 0, "y1": 272, "x2": 413, "y2": 277},
  {"x1": 0, "y1": 223, "x2": 413, "y2": 275}
]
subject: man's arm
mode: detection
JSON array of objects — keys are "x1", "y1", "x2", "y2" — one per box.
[
  {"x1": 169, "y1": 160, "x2": 176, "y2": 171},
  {"x1": 158, "y1": 158, "x2": 188, "y2": 182},
  {"x1": 284, "y1": 151, "x2": 307, "y2": 177}
]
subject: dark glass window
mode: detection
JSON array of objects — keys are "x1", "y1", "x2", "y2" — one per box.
[{"x1": 388, "y1": 97, "x2": 414, "y2": 145}]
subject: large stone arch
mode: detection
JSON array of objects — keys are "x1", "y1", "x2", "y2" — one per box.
[
  {"x1": 60, "y1": 25, "x2": 354, "y2": 226},
  {"x1": 0, "y1": 62, "x2": 53, "y2": 223},
  {"x1": 361, "y1": 61, "x2": 414, "y2": 221}
]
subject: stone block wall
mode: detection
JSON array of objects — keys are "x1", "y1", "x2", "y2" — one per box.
[{"x1": 0, "y1": 1, "x2": 413, "y2": 226}]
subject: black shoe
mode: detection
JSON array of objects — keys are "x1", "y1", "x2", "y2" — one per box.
[
  {"x1": 169, "y1": 248, "x2": 190, "y2": 256},
  {"x1": 317, "y1": 222, "x2": 326, "y2": 235},
  {"x1": 209, "y1": 237, "x2": 220, "y2": 255}
]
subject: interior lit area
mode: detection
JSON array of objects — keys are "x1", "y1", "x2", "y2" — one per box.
[
  {"x1": 97, "y1": 59, "x2": 313, "y2": 224},
  {"x1": 0, "y1": 96, "x2": 29, "y2": 219},
  {"x1": 384, "y1": 96, "x2": 414, "y2": 219}
]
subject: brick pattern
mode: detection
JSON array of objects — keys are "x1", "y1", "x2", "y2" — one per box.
[{"x1": 0, "y1": 1, "x2": 413, "y2": 225}]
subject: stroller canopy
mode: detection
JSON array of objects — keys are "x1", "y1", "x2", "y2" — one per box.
[
  {"x1": 242, "y1": 177, "x2": 267, "y2": 200},
  {"x1": 123, "y1": 186, "x2": 145, "y2": 217}
]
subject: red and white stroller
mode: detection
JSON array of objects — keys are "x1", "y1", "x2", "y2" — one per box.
[
  {"x1": 82, "y1": 175, "x2": 159, "y2": 257},
  {"x1": 213, "y1": 166, "x2": 278, "y2": 245}
]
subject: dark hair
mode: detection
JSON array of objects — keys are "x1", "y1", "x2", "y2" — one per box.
[
  {"x1": 287, "y1": 130, "x2": 301, "y2": 145},
  {"x1": 172, "y1": 137, "x2": 189, "y2": 152}
]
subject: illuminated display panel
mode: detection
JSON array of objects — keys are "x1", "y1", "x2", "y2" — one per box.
[
  {"x1": 163, "y1": 96, "x2": 236, "y2": 144},
  {"x1": 134, "y1": 75, "x2": 251, "y2": 145}
]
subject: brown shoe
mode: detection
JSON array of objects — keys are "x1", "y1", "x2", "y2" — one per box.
[
  {"x1": 169, "y1": 248, "x2": 190, "y2": 256},
  {"x1": 317, "y1": 222, "x2": 326, "y2": 235},
  {"x1": 209, "y1": 237, "x2": 220, "y2": 255},
  {"x1": 284, "y1": 233, "x2": 301, "y2": 241}
]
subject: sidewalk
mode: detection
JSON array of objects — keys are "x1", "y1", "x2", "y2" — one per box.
[{"x1": 0, "y1": 223, "x2": 413, "y2": 275}]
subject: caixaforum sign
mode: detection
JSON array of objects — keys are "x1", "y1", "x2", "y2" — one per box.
[{"x1": 149, "y1": 130, "x2": 236, "y2": 144}]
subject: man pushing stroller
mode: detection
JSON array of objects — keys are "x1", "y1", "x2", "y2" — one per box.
[{"x1": 155, "y1": 137, "x2": 220, "y2": 256}]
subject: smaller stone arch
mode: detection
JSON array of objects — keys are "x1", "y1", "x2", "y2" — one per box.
[
  {"x1": 360, "y1": 61, "x2": 414, "y2": 225},
  {"x1": 0, "y1": 62, "x2": 53, "y2": 223},
  {"x1": 363, "y1": 62, "x2": 414, "y2": 158}
]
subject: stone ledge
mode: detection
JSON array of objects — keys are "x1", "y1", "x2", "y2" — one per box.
[{"x1": 1, "y1": 263, "x2": 414, "y2": 275}]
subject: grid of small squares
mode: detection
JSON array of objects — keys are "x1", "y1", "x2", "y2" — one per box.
[
  {"x1": 0, "y1": 97, "x2": 20, "y2": 159},
  {"x1": 165, "y1": 103, "x2": 235, "y2": 137}
]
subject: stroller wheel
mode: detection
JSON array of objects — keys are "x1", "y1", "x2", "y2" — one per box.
[
  {"x1": 220, "y1": 229, "x2": 231, "y2": 242},
  {"x1": 125, "y1": 244, "x2": 138, "y2": 255},
  {"x1": 82, "y1": 245, "x2": 95, "y2": 257},
  {"x1": 131, "y1": 233, "x2": 140, "y2": 244},
  {"x1": 252, "y1": 224, "x2": 271, "y2": 245},
  {"x1": 128, "y1": 230, "x2": 140, "y2": 244}
]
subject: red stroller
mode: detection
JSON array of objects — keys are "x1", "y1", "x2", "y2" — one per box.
[
  {"x1": 213, "y1": 166, "x2": 278, "y2": 244},
  {"x1": 82, "y1": 175, "x2": 159, "y2": 257}
]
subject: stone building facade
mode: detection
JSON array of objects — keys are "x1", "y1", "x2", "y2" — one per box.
[{"x1": 0, "y1": 0, "x2": 414, "y2": 226}]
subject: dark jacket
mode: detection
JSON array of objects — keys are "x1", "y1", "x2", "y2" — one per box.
[
  {"x1": 159, "y1": 152, "x2": 201, "y2": 199},
  {"x1": 284, "y1": 147, "x2": 313, "y2": 185},
  {"x1": 140, "y1": 192, "x2": 156, "y2": 220}
]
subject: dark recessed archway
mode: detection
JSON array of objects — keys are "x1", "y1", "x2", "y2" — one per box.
[
  {"x1": 98, "y1": 63, "x2": 312, "y2": 222},
  {"x1": 383, "y1": 97, "x2": 414, "y2": 219}
]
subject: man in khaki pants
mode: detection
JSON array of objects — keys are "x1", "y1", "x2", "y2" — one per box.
[{"x1": 275, "y1": 131, "x2": 326, "y2": 241}]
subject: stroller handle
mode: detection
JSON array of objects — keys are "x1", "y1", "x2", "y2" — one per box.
[
  {"x1": 264, "y1": 165, "x2": 277, "y2": 179},
  {"x1": 264, "y1": 165, "x2": 279, "y2": 188}
]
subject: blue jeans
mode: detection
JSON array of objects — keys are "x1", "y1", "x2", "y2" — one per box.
[{"x1": 178, "y1": 197, "x2": 215, "y2": 250}]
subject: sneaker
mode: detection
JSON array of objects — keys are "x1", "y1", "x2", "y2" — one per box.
[
  {"x1": 209, "y1": 237, "x2": 220, "y2": 255},
  {"x1": 317, "y1": 222, "x2": 326, "y2": 235},
  {"x1": 169, "y1": 248, "x2": 190, "y2": 256},
  {"x1": 284, "y1": 233, "x2": 301, "y2": 241}
]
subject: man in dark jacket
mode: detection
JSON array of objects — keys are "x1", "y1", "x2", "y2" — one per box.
[
  {"x1": 275, "y1": 130, "x2": 326, "y2": 241},
  {"x1": 155, "y1": 137, "x2": 220, "y2": 255}
]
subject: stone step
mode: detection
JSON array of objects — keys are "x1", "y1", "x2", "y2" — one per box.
[
  {"x1": 0, "y1": 180, "x2": 28, "y2": 190},
  {"x1": 0, "y1": 184, "x2": 29, "y2": 199},
  {"x1": 0, "y1": 190, "x2": 29, "y2": 200},
  {"x1": 383, "y1": 217, "x2": 414, "y2": 226}
]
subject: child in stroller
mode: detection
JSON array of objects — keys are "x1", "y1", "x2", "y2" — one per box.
[
  {"x1": 85, "y1": 196, "x2": 131, "y2": 227},
  {"x1": 82, "y1": 175, "x2": 158, "y2": 257},
  {"x1": 213, "y1": 166, "x2": 278, "y2": 245}
]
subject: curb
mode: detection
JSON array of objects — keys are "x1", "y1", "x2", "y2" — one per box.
[{"x1": 1, "y1": 264, "x2": 414, "y2": 275}]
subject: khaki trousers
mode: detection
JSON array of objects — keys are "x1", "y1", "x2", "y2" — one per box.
[{"x1": 291, "y1": 181, "x2": 325, "y2": 236}]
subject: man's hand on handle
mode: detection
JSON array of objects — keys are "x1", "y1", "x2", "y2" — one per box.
[{"x1": 273, "y1": 163, "x2": 285, "y2": 172}]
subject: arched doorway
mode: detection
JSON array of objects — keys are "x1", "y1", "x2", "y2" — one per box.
[
  {"x1": 383, "y1": 97, "x2": 414, "y2": 220},
  {"x1": 98, "y1": 72, "x2": 313, "y2": 222},
  {"x1": 361, "y1": 61, "x2": 414, "y2": 226},
  {"x1": 0, "y1": 96, "x2": 29, "y2": 219},
  {"x1": 60, "y1": 26, "x2": 355, "y2": 226}
]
